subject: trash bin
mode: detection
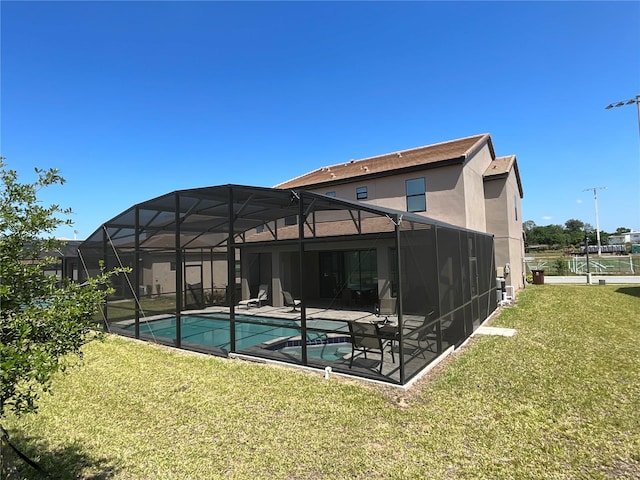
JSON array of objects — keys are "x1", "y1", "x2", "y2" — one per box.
[{"x1": 532, "y1": 269, "x2": 545, "y2": 285}]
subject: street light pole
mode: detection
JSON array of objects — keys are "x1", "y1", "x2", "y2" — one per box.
[
  {"x1": 605, "y1": 95, "x2": 639, "y2": 240},
  {"x1": 605, "y1": 94, "x2": 640, "y2": 141},
  {"x1": 583, "y1": 186, "x2": 606, "y2": 255}
]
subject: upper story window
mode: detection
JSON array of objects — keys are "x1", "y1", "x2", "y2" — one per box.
[
  {"x1": 514, "y1": 195, "x2": 518, "y2": 221},
  {"x1": 356, "y1": 186, "x2": 368, "y2": 200},
  {"x1": 284, "y1": 215, "x2": 297, "y2": 226},
  {"x1": 325, "y1": 191, "x2": 336, "y2": 197},
  {"x1": 406, "y1": 177, "x2": 426, "y2": 212}
]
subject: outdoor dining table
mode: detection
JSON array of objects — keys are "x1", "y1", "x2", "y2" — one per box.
[{"x1": 376, "y1": 322, "x2": 398, "y2": 363}]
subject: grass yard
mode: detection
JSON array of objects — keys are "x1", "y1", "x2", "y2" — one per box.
[{"x1": 4, "y1": 285, "x2": 639, "y2": 479}]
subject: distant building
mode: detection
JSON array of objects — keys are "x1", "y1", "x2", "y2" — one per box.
[{"x1": 609, "y1": 232, "x2": 640, "y2": 245}]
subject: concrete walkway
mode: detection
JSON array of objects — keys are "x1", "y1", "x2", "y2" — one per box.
[
  {"x1": 475, "y1": 325, "x2": 517, "y2": 337},
  {"x1": 540, "y1": 275, "x2": 640, "y2": 284}
]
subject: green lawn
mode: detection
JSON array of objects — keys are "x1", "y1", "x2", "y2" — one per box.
[{"x1": 4, "y1": 285, "x2": 639, "y2": 479}]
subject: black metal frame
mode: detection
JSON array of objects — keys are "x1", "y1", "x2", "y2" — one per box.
[{"x1": 78, "y1": 184, "x2": 498, "y2": 385}]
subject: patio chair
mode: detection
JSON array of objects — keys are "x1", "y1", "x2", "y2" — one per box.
[
  {"x1": 375, "y1": 297, "x2": 396, "y2": 323},
  {"x1": 239, "y1": 284, "x2": 269, "y2": 308},
  {"x1": 403, "y1": 311, "x2": 440, "y2": 357},
  {"x1": 282, "y1": 290, "x2": 301, "y2": 312},
  {"x1": 348, "y1": 321, "x2": 390, "y2": 373}
]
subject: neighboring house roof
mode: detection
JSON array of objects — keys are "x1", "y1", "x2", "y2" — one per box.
[
  {"x1": 483, "y1": 154, "x2": 524, "y2": 198},
  {"x1": 275, "y1": 133, "x2": 496, "y2": 189}
]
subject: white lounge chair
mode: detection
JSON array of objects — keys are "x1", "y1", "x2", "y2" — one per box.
[{"x1": 239, "y1": 284, "x2": 269, "y2": 308}]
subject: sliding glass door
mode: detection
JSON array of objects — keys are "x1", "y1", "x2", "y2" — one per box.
[{"x1": 319, "y1": 250, "x2": 378, "y2": 307}]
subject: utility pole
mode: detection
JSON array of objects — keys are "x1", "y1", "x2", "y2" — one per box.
[
  {"x1": 583, "y1": 186, "x2": 606, "y2": 255},
  {"x1": 584, "y1": 234, "x2": 591, "y2": 285}
]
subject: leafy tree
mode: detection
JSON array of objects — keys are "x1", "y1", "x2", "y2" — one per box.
[
  {"x1": 544, "y1": 224, "x2": 569, "y2": 247},
  {"x1": 523, "y1": 220, "x2": 536, "y2": 233},
  {"x1": 524, "y1": 218, "x2": 629, "y2": 251},
  {"x1": 564, "y1": 218, "x2": 585, "y2": 233},
  {"x1": 525, "y1": 223, "x2": 568, "y2": 247},
  {"x1": 564, "y1": 218, "x2": 587, "y2": 246},
  {"x1": 0, "y1": 160, "x2": 123, "y2": 417}
]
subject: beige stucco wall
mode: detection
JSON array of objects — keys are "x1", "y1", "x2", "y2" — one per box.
[
  {"x1": 304, "y1": 164, "x2": 470, "y2": 228},
  {"x1": 283, "y1": 141, "x2": 524, "y2": 293},
  {"x1": 484, "y1": 166, "x2": 525, "y2": 291},
  {"x1": 462, "y1": 144, "x2": 494, "y2": 232},
  {"x1": 303, "y1": 142, "x2": 497, "y2": 234},
  {"x1": 142, "y1": 252, "x2": 227, "y2": 297}
]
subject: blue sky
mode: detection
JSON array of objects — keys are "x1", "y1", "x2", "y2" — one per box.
[{"x1": 1, "y1": 1, "x2": 639, "y2": 239}]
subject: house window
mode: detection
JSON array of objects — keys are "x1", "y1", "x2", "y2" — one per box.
[
  {"x1": 514, "y1": 195, "x2": 518, "y2": 221},
  {"x1": 325, "y1": 191, "x2": 336, "y2": 197},
  {"x1": 406, "y1": 177, "x2": 426, "y2": 212},
  {"x1": 284, "y1": 215, "x2": 297, "y2": 226},
  {"x1": 356, "y1": 186, "x2": 368, "y2": 200}
]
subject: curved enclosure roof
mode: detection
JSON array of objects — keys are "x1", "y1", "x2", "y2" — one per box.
[
  {"x1": 80, "y1": 184, "x2": 474, "y2": 252},
  {"x1": 78, "y1": 183, "x2": 499, "y2": 386}
]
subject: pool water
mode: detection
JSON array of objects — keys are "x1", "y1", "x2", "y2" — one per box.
[{"x1": 125, "y1": 313, "x2": 350, "y2": 360}]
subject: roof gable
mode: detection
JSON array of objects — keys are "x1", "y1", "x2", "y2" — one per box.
[
  {"x1": 483, "y1": 155, "x2": 524, "y2": 198},
  {"x1": 275, "y1": 133, "x2": 494, "y2": 189}
]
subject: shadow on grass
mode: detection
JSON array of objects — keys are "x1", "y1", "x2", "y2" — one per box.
[
  {"x1": 615, "y1": 286, "x2": 640, "y2": 299},
  {"x1": 7, "y1": 430, "x2": 119, "y2": 480}
]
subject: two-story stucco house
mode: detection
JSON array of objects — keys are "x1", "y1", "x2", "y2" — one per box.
[{"x1": 275, "y1": 133, "x2": 525, "y2": 292}]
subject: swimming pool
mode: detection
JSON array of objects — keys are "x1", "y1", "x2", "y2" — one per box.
[{"x1": 124, "y1": 313, "x2": 351, "y2": 360}]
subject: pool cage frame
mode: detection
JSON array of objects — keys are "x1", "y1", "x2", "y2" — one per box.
[{"x1": 78, "y1": 185, "x2": 498, "y2": 386}]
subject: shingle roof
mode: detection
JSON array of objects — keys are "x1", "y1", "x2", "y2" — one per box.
[
  {"x1": 484, "y1": 154, "x2": 524, "y2": 198},
  {"x1": 275, "y1": 133, "x2": 494, "y2": 189},
  {"x1": 484, "y1": 155, "x2": 514, "y2": 177}
]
